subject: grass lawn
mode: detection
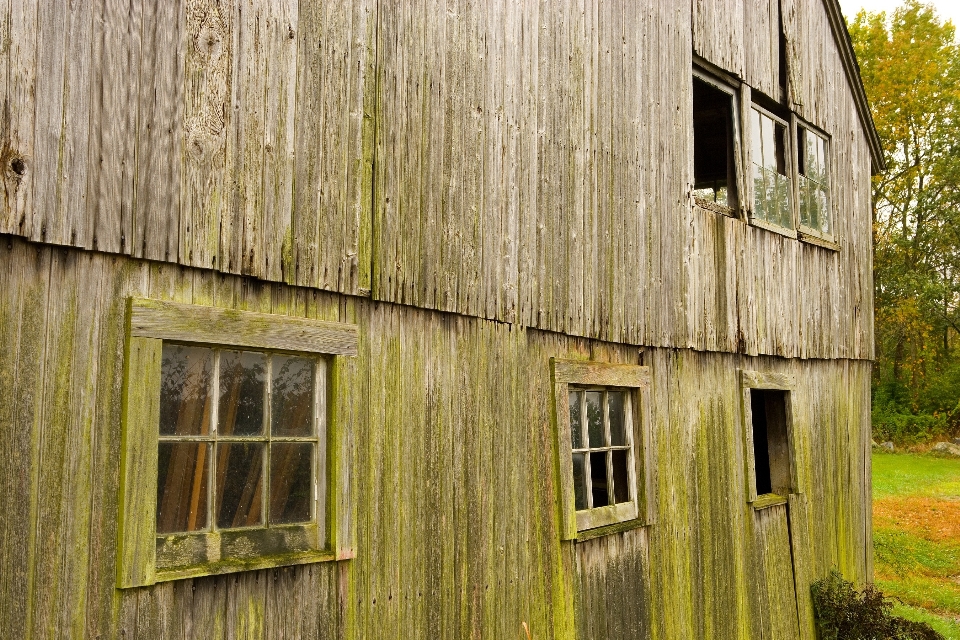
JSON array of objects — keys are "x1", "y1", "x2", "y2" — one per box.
[{"x1": 873, "y1": 451, "x2": 960, "y2": 637}]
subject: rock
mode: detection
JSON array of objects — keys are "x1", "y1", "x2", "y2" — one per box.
[
  {"x1": 951, "y1": 438, "x2": 960, "y2": 446},
  {"x1": 881, "y1": 441, "x2": 895, "y2": 452},
  {"x1": 871, "y1": 439, "x2": 879, "y2": 449},
  {"x1": 932, "y1": 441, "x2": 960, "y2": 456}
]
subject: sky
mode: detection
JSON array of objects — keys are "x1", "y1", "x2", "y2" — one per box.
[{"x1": 837, "y1": 0, "x2": 960, "y2": 26}]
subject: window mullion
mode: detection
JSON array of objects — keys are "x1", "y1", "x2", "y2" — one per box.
[{"x1": 582, "y1": 392, "x2": 592, "y2": 510}]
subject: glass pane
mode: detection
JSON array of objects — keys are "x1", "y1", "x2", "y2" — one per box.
[
  {"x1": 219, "y1": 350, "x2": 266, "y2": 436},
  {"x1": 776, "y1": 173, "x2": 790, "y2": 228},
  {"x1": 751, "y1": 109, "x2": 764, "y2": 168},
  {"x1": 568, "y1": 390, "x2": 583, "y2": 449},
  {"x1": 608, "y1": 391, "x2": 626, "y2": 446},
  {"x1": 590, "y1": 452, "x2": 610, "y2": 508},
  {"x1": 612, "y1": 450, "x2": 631, "y2": 504},
  {"x1": 572, "y1": 453, "x2": 587, "y2": 511},
  {"x1": 270, "y1": 443, "x2": 314, "y2": 524},
  {"x1": 272, "y1": 356, "x2": 315, "y2": 436},
  {"x1": 216, "y1": 443, "x2": 264, "y2": 528},
  {"x1": 799, "y1": 175, "x2": 811, "y2": 227},
  {"x1": 753, "y1": 163, "x2": 767, "y2": 222},
  {"x1": 586, "y1": 391, "x2": 604, "y2": 448},
  {"x1": 817, "y1": 186, "x2": 830, "y2": 234},
  {"x1": 159, "y1": 344, "x2": 213, "y2": 436},
  {"x1": 156, "y1": 442, "x2": 209, "y2": 533}
]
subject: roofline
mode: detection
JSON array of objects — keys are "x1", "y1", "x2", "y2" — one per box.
[{"x1": 822, "y1": 0, "x2": 886, "y2": 174}]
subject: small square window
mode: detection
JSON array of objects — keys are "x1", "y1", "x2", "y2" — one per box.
[
  {"x1": 117, "y1": 298, "x2": 358, "y2": 588},
  {"x1": 750, "y1": 106, "x2": 793, "y2": 230},
  {"x1": 692, "y1": 74, "x2": 739, "y2": 212},
  {"x1": 551, "y1": 360, "x2": 654, "y2": 539}
]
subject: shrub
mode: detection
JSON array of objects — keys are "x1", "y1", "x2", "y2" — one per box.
[{"x1": 811, "y1": 571, "x2": 943, "y2": 640}]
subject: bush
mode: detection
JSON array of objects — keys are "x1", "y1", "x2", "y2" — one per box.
[{"x1": 811, "y1": 571, "x2": 944, "y2": 640}]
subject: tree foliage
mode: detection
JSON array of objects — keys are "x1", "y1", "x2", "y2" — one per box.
[{"x1": 849, "y1": 1, "x2": 960, "y2": 439}]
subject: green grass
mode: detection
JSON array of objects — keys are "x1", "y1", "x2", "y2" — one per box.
[
  {"x1": 892, "y1": 603, "x2": 960, "y2": 639},
  {"x1": 872, "y1": 451, "x2": 960, "y2": 499},
  {"x1": 873, "y1": 452, "x2": 960, "y2": 636}
]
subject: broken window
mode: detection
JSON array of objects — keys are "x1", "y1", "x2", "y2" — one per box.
[
  {"x1": 693, "y1": 75, "x2": 739, "y2": 210},
  {"x1": 750, "y1": 106, "x2": 793, "y2": 229},
  {"x1": 797, "y1": 125, "x2": 831, "y2": 236},
  {"x1": 749, "y1": 389, "x2": 793, "y2": 497}
]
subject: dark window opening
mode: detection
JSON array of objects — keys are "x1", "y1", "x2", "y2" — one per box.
[
  {"x1": 693, "y1": 77, "x2": 738, "y2": 209},
  {"x1": 778, "y1": 20, "x2": 788, "y2": 96},
  {"x1": 750, "y1": 389, "x2": 792, "y2": 497}
]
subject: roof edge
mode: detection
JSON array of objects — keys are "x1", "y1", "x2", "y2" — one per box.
[{"x1": 822, "y1": 0, "x2": 886, "y2": 174}]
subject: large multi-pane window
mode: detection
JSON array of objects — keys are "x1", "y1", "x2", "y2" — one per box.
[
  {"x1": 750, "y1": 106, "x2": 793, "y2": 229},
  {"x1": 156, "y1": 344, "x2": 322, "y2": 535},
  {"x1": 797, "y1": 124, "x2": 831, "y2": 236}
]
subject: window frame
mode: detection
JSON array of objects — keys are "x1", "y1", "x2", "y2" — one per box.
[
  {"x1": 550, "y1": 359, "x2": 654, "y2": 541},
  {"x1": 117, "y1": 298, "x2": 358, "y2": 588},
  {"x1": 739, "y1": 369, "x2": 801, "y2": 509},
  {"x1": 745, "y1": 100, "x2": 797, "y2": 238},
  {"x1": 792, "y1": 116, "x2": 837, "y2": 248},
  {"x1": 691, "y1": 67, "x2": 745, "y2": 219}
]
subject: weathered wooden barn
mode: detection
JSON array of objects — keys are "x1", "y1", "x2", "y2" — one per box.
[{"x1": 0, "y1": 0, "x2": 881, "y2": 637}]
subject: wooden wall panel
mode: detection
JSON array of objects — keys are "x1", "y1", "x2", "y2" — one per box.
[
  {"x1": 692, "y1": 0, "x2": 745, "y2": 78},
  {"x1": 0, "y1": 236, "x2": 872, "y2": 639},
  {"x1": 743, "y1": 0, "x2": 781, "y2": 99}
]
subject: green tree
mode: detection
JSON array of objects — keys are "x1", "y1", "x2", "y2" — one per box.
[{"x1": 849, "y1": 1, "x2": 960, "y2": 435}]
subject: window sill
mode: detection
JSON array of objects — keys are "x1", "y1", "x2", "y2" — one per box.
[
  {"x1": 694, "y1": 196, "x2": 737, "y2": 218},
  {"x1": 576, "y1": 501, "x2": 639, "y2": 532},
  {"x1": 747, "y1": 216, "x2": 798, "y2": 240},
  {"x1": 751, "y1": 493, "x2": 788, "y2": 510},
  {"x1": 798, "y1": 226, "x2": 840, "y2": 251},
  {"x1": 575, "y1": 517, "x2": 647, "y2": 542},
  {"x1": 152, "y1": 523, "x2": 340, "y2": 583}
]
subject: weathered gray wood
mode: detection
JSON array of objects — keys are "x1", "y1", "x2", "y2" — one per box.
[
  {"x1": 117, "y1": 335, "x2": 162, "y2": 588},
  {"x1": 129, "y1": 297, "x2": 359, "y2": 355},
  {"x1": 552, "y1": 359, "x2": 650, "y2": 388}
]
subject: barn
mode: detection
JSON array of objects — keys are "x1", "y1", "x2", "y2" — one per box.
[{"x1": 0, "y1": 0, "x2": 882, "y2": 637}]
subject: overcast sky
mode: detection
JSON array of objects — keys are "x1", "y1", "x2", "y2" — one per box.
[{"x1": 837, "y1": 0, "x2": 960, "y2": 27}]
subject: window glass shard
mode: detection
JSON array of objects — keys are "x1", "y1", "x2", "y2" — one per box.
[
  {"x1": 608, "y1": 391, "x2": 626, "y2": 446},
  {"x1": 159, "y1": 344, "x2": 213, "y2": 436},
  {"x1": 216, "y1": 443, "x2": 264, "y2": 529},
  {"x1": 586, "y1": 391, "x2": 604, "y2": 447},
  {"x1": 569, "y1": 390, "x2": 583, "y2": 449},
  {"x1": 156, "y1": 442, "x2": 209, "y2": 533},
  {"x1": 272, "y1": 356, "x2": 315, "y2": 436},
  {"x1": 219, "y1": 350, "x2": 266, "y2": 436}
]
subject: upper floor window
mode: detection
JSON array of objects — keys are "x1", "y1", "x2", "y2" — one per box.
[
  {"x1": 750, "y1": 105, "x2": 793, "y2": 230},
  {"x1": 796, "y1": 124, "x2": 831, "y2": 237},
  {"x1": 692, "y1": 73, "x2": 739, "y2": 212}
]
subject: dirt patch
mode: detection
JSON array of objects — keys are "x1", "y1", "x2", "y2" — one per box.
[{"x1": 874, "y1": 496, "x2": 960, "y2": 542}]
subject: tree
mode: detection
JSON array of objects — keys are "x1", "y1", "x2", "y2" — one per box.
[{"x1": 849, "y1": 1, "x2": 960, "y2": 431}]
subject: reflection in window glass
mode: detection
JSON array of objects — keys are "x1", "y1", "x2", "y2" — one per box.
[
  {"x1": 216, "y1": 443, "x2": 264, "y2": 529},
  {"x1": 586, "y1": 391, "x2": 604, "y2": 448},
  {"x1": 272, "y1": 356, "x2": 314, "y2": 436},
  {"x1": 160, "y1": 345, "x2": 213, "y2": 436},
  {"x1": 798, "y1": 127, "x2": 830, "y2": 235},
  {"x1": 569, "y1": 390, "x2": 583, "y2": 449},
  {"x1": 270, "y1": 443, "x2": 314, "y2": 524},
  {"x1": 219, "y1": 350, "x2": 265, "y2": 436},
  {"x1": 608, "y1": 391, "x2": 626, "y2": 446},
  {"x1": 156, "y1": 442, "x2": 209, "y2": 533},
  {"x1": 751, "y1": 108, "x2": 792, "y2": 229}
]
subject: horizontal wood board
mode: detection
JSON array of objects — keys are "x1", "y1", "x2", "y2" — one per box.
[
  {"x1": 0, "y1": 237, "x2": 871, "y2": 639},
  {"x1": 0, "y1": 0, "x2": 874, "y2": 360}
]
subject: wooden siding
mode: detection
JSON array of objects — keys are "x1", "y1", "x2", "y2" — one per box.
[
  {"x1": 0, "y1": 237, "x2": 871, "y2": 639},
  {"x1": 0, "y1": 0, "x2": 875, "y2": 360},
  {"x1": 0, "y1": 0, "x2": 376, "y2": 291}
]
